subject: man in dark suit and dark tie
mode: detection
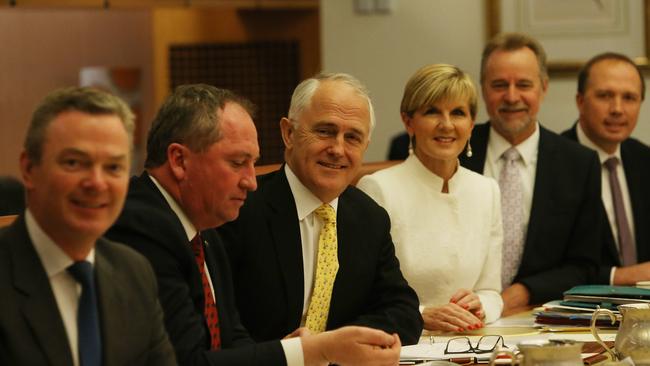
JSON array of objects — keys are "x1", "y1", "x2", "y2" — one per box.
[
  {"x1": 561, "y1": 52, "x2": 650, "y2": 285},
  {"x1": 218, "y1": 73, "x2": 422, "y2": 344},
  {"x1": 459, "y1": 33, "x2": 603, "y2": 313},
  {"x1": 106, "y1": 84, "x2": 403, "y2": 366},
  {"x1": 0, "y1": 87, "x2": 176, "y2": 366}
]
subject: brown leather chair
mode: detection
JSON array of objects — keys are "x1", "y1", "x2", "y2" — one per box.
[
  {"x1": 0, "y1": 214, "x2": 18, "y2": 228},
  {"x1": 254, "y1": 160, "x2": 400, "y2": 186}
]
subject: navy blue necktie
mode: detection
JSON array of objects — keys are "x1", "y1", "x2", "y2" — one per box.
[{"x1": 68, "y1": 261, "x2": 102, "y2": 366}]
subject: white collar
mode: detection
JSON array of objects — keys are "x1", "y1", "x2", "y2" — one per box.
[
  {"x1": 488, "y1": 121, "x2": 540, "y2": 166},
  {"x1": 26, "y1": 209, "x2": 95, "y2": 278},
  {"x1": 284, "y1": 165, "x2": 338, "y2": 220},
  {"x1": 576, "y1": 122, "x2": 622, "y2": 164},
  {"x1": 149, "y1": 174, "x2": 197, "y2": 242}
]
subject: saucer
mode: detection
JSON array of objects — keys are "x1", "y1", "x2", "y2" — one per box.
[{"x1": 636, "y1": 281, "x2": 650, "y2": 289}]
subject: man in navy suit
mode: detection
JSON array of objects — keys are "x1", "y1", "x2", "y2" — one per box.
[
  {"x1": 218, "y1": 73, "x2": 422, "y2": 344},
  {"x1": 106, "y1": 84, "x2": 403, "y2": 366},
  {"x1": 561, "y1": 52, "x2": 650, "y2": 285},
  {"x1": 0, "y1": 87, "x2": 176, "y2": 366},
  {"x1": 459, "y1": 33, "x2": 602, "y2": 312}
]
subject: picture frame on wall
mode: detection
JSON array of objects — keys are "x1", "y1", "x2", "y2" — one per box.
[{"x1": 486, "y1": 0, "x2": 650, "y2": 74}]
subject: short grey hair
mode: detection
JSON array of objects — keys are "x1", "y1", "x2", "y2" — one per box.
[
  {"x1": 25, "y1": 87, "x2": 135, "y2": 163},
  {"x1": 145, "y1": 84, "x2": 255, "y2": 168},
  {"x1": 288, "y1": 72, "x2": 376, "y2": 136}
]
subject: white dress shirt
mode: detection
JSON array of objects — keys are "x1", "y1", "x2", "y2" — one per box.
[
  {"x1": 284, "y1": 164, "x2": 339, "y2": 321},
  {"x1": 27, "y1": 209, "x2": 96, "y2": 366},
  {"x1": 150, "y1": 174, "x2": 303, "y2": 366},
  {"x1": 576, "y1": 123, "x2": 635, "y2": 284},
  {"x1": 484, "y1": 123, "x2": 540, "y2": 239},
  {"x1": 357, "y1": 155, "x2": 504, "y2": 323}
]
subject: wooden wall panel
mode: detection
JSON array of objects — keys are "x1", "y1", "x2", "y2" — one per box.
[{"x1": 0, "y1": 9, "x2": 153, "y2": 178}]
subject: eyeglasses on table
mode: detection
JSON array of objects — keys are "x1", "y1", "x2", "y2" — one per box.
[{"x1": 444, "y1": 335, "x2": 508, "y2": 355}]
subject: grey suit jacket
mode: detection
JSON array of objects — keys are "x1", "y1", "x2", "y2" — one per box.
[{"x1": 0, "y1": 215, "x2": 176, "y2": 366}]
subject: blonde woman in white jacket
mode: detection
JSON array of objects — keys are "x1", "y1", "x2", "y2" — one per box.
[{"x1": 358, "y1": 64, "x2": 503, "y2": 332}]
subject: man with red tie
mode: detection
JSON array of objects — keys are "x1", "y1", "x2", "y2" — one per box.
[{"x1": 106, "y1": 84, "x2": 402, "y2": 366}]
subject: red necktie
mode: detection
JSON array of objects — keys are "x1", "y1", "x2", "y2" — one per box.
[{"x1": 190, "y1": 233, "x2": 221, "y2": 349}]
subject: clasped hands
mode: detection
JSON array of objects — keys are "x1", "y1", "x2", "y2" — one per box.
[{"x1": 422, "y1": 289, "x2": 485, "y2": 332}]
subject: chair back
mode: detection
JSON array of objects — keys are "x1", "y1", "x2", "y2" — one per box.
[{"x1": 0, "y1": 214, "x2": 18, "y2": 228}]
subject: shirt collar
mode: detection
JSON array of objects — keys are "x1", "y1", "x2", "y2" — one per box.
[
  {"x1": 149, "y1": 174, "x2": 197, "y2": 241},
  {"x1": 405, "y1": 154, "x2": 462, "y2": 192},
  {"x1": 488, "y1": 121, "x2": 540, "y2": 166},
  {"x1": 26, "y1": 209, "x2": 95, "y2": 278},
  {"x1": 284, "y1": 164, "x2": 338, "y2": 220},
  {"x1": 576, "y1": 121, "x2": 622, "y2": 163}
]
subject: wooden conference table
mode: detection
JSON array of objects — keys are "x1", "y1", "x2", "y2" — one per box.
[{"x1": 401, "y1": 306, "x2": 617, "y2": 365}]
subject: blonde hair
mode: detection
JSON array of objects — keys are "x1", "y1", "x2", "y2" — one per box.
[{"x1": 400, "y1": 64, "x2": 478, "y2": 119}]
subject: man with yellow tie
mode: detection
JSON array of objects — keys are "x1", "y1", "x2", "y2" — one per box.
[
  {"x1": 219, "y1": 73, "x2": 423, "y2": 343},
  {"x1": 107, "y1": 83, "x2": 403, "y2": 366}
]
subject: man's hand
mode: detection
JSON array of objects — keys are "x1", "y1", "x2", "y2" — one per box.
[
  {"x1": 302, "y1": 326, "x2": 400, "y2": 366},
  {"x1": 422, "y1": 303, "x2": 483, "y2": 332},
  {"x1": 613, "y1": 262, "x2": 650, "y2": 285},
  {"x1": 501, "y1": 283, "x2": 530, "y2": 315}
]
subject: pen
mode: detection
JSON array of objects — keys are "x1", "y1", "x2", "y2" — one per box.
[{"x1": 449, "y1": 357, "x2": 477, "y2": 364}]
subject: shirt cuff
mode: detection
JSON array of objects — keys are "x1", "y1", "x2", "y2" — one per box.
[
  {"x1": 610, "y1": 267, "x2": 617, "y2": 285},
  {"x1": 281, "y1": 337, "x2": 304, "y2": 366}
]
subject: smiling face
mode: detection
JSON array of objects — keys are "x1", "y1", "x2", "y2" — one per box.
[
  {"x1": 404, "y1": 98, "x2": 474, "y2": 175},
  {"x1": 21, "y1": 110, "x2": 130, "y2": 253},
  {"x1": 482, "y1": 47, "x2": 548, "y2": 145},
  {"x1": 178, "y1": 102, "x2": 259, "y2": 230},
  {"x1": 281, "y1": 80, "x2": 370, "y2": 202},
  {"x1": 577, "y1": 59, "x2": 643, "y2": 154}
]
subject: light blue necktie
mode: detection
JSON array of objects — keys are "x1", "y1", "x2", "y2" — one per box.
[{"x1": 68, "y1": 261, "x2": 102, "y2": 366}]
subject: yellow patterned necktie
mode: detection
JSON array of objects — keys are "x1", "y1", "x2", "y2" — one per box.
[{"x1": 305, "y1": 203, "x2": 339, "y2": 333}]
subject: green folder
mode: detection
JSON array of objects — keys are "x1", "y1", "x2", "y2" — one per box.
[{"x1": 563, "y1": 285, "x2": 650, "y2": 305}]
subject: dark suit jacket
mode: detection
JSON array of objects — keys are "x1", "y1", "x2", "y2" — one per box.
[
  {"x1": 105, "y1": 173, "x2": 286, "y2": 366},
  {"x1": 0, "y1": 215, "x2": 176, "y2": 366},
  {"x1": 218, "y1": 168, "x2": 422, "y2": 345},
  {"x1": 459, "y1": 122, "x2": 602, "y2": 303},
  {"x1": 562, "y1": 123, "x2": 650, "y2": 283},
  {"x1": 387, "y1": 132, "x2": 409, "y2": 160}
]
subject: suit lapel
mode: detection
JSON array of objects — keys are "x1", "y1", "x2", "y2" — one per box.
[
  {"x1": 264, "y1": 170, "x2": 305, "y2": 330},
  {"x1": 9, "y1": 217, "x2": 73, "y2": 365},
  {"x1": 621, "y1": 141, "x2": 646, "y2": 259},
  {"x1": 95, "y1": 240, "x2": 123, "y2": 366},
  {"x1": 331, "y1": 189, "x2": 354, "y2": 321},
  {"x1": 526, "y1": 127, "x2": 556, "y2": 254}
]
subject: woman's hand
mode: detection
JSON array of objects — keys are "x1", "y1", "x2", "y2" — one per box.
[
  {"x1": 422, "y1": 303, "x2": 483, "y2": 332},
  {"x1": 450, "y1": 288, "x2": 485, "y2": 320},
  {"x1": 422, "y1": 289, "x2": 485, "y2": 332}
]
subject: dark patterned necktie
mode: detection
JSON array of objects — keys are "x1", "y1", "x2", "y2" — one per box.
[
  {"x1": 604, "y1": 157, "x2": 636, "y2": 266},
  {"x1": 190, "y1": 233, "x2": 221, "y2": 349},
  {"x1": 68, "y1": 261, "x2": 102, "y2": 366}
]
